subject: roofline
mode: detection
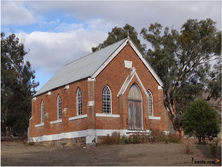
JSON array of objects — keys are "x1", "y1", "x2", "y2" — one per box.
[
  {"x1": 91, "y1": 37, "x2": 164, "y2": 87},
  {"x1": 128, "y1": 38, "x2": 164, "y2": 87},
  {"x1": 91, "y1": 38, "x2": 128, "y2": 78},
  {"x1": 34, "y1": 76, "x2": 90, "y2": 97}
]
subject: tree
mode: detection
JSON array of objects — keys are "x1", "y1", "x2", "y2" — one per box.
[
  {"x1": 183, "y1": 98, "x2": 219, "y2": 143},
  {"x1": 92, "y1": 24, "x2": 146, "y2": 54},
  {"x1": 1, "y1": 33, "x2": 39, "y2": 136},
  {"x1": 205, "y1": 58, "x2": 221, "y2": 102},
  {"x1": 141, "y1": 18, "x2": 221, "y2": 136}
]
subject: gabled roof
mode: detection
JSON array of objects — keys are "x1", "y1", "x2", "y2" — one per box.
[
  {"x1": 35, "y1": 38, "x2": 128, "y2": 96},
  {"x1": 35, "y1": 37, "x2": 163, "y2": 96}
]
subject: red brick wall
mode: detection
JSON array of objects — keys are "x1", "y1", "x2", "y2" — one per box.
[
  {"x1": 94, "y1": 42, "x2": 168, "y2": 131},
  {"x1": 29, "y1": 41, "x2": 168, "y2": 138},
  {"x1": 30, "y1": 79, "x2": 89, "y2": 137}
]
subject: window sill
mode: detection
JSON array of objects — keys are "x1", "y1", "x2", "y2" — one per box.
[
  {"x1": 149, "y1": 116, "x2": 161, "y2": 120},
  {"x1": 50, "y1": 119, "x2": 62, "y2": 124},
  {"x1": 69, "y1": 114, "x2": 87, "y2": 121},
  {"x1": 96, "y1": 113, "x2": 120, "y2": 118},
  {"x1": 35, "y1": 123, "x2": 44, "y2": 127}
]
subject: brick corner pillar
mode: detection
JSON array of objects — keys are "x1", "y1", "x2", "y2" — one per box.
[
  {"x1": 86, "y1": 78, "x2": 96, "y2": 144},
  {"x1": 158, "y1": 85, "x2": 169, "y2": 133},
  {"x1": 29, "y1": 97, "x2": 36, "y2": 142}
]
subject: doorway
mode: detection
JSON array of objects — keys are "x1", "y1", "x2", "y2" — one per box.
[{"x1": 128, "y1": 84, "x2": 142, "y2": 130}]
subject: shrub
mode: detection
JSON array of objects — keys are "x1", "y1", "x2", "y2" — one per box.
[
  {"x1": 101, "y1": 134, "x2": 112, "y2": 145},
  {"x1": 168, "y1": 133, "x2": 181, "y2": 143},
  {"x1": 28, "y1": 142, "x2": 35, "y2": 146},
  {"x1": 183, "y1": 98, "x2": 220, "y2": 143},
  {"x1": 183, "y1": 142, "x2": 193, "y2": 154},
  {"x1": 101, "y1": 132, "x2": 121, "y2": 145},
  {"x1": 210, "y1": 139, "x2": 219, "y2": 157},
  {"x1": 111, "y1": 132, "x2": 120, "y2": 144},
  {"x1": 119, "y1": 135, "x2": 127, "y2": 144}
]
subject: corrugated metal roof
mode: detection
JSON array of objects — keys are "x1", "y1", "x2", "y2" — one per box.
[{"x1": 35, "y1": 38, "x2": 127, "y2": 96}]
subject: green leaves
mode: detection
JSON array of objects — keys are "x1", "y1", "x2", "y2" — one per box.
[
  {"x1": 183, "y1": 98, "x2": 219, "y2": 142},
  {"x1": 1, "y1": 33, "x2": 39, "y2": 136},
  {"x1": 92, "y1": 24, "x2": 146, "y2": 54},
  {"x1": 141, "y1": 18, "x2": 221, "y2": 132}
]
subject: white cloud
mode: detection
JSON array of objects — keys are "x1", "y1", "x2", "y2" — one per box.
[
  {"x1": 16, "y1": 28, "x2": 107, "y2": 74},
  {"x1": 1, "y1": 1, "x2": 35, "y2": 26},
  {"x1": 86, "y1": 19, "x2": 116, "y2": 31},
  {"x1": 23, "y1": 1, "x2": 221, "y2": 30}
]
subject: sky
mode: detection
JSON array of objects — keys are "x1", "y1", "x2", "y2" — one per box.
[{"x1": 1, "y1": 0, "x2": 221, "y2": 91}]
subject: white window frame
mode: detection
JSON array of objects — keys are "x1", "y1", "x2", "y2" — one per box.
[
  {"x1": 76, "y1": 88, "x2": 82, "y2": 115},
  {"x1": 102, "y1": 85, "x2": 112, "y2": 114},
  {"x1": 41, "y1": 100, "x2": 44, "y2": 123},
  {"x1": 147, "y1": 90, "x2": 153, "y2": 116},
  {"x1": 57, "y1": 95, "x2": 62, "y2": 120}
]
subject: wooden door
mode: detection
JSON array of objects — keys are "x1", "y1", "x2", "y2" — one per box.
[{"x1": 128, "y1": 84, "x2": 142, "y2": 130}]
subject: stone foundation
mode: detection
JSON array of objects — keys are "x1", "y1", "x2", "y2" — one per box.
[{"x1": 31, "y1": 137, "x2": 86, "y2": 147}]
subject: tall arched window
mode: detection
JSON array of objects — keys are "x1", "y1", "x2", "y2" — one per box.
[
  {"x1": 147, "y1": 90, "x2": 153, "y2": 116},
  {"x1": 102, "y1": 85, "x2": 112, "y2": 114},
  {"x1": 41, "y1": 100, "x2": 44, "y2": 123},
  {"x1": 57, "y1": 95, "x2": 62, "y2": 119},
  {"x1": 77, "y1": 88, "x2": 82, "y2": 115}
]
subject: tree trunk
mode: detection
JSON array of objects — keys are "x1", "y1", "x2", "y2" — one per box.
[
  {"x1": 167, "y1": 107, "x2": 184, "y2": 138},
  {"x1": 176, "y1": 128, "x2": 184, "y2": 139}
]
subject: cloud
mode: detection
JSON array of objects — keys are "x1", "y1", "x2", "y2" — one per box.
[
  {"x1": 16, "y1": 28, "x2": 107, "y2": 74},
  {"x1": 55, "y1": 23, "x2": 84, "y2": 32},
  {"x1": 23, "y1": 1, "x2": 221, "y2": 30},
  {"x1": 1, "y1": 1, "x2": 35, "y2": 26},
  {"x1": 86, "y1": 19, "x2": 116, "y2": 31}
]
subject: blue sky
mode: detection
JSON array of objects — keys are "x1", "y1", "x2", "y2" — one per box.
[{"x1": 1, "y1": 1, "x2": 221, "y2": 91}]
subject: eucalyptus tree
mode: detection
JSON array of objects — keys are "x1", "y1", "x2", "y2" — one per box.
[
  {"x1": 92, "y1": 23, "x2": 146, "y2": 54},
  {"x1": 141, "y1": 19, "x2": 221, "y2": 136}
]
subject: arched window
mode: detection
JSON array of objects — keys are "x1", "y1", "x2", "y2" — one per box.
[
  {"x1": 147, "y1": 90, "x2": 153, "y2": 116},
  {"x1": 41, "y1": 100, "x2": 44, "y2": 123},
  {"x1": 57, "y1": 95, "x2": 62, "y2": 119},
  {"x1": 102, "y1": 85, "x2": 112, "y2": 114},
  {"x1": 77, "y1": 88, "x2": 82, "y2": 115}
]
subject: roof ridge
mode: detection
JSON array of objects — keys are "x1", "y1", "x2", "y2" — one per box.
[{"x1": 64, "y1": 38, "x2": 127, "y2": 66}]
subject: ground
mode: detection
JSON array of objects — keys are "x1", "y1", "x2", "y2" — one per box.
[{"x1": 1, "y1": 139, "x2": 221, "y2": 166}]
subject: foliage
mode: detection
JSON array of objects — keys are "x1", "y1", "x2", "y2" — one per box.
[
  {"x1": 167, "y1": 133, "x2": 181, "y2": 143},
  {"x1": 101, "y1": 130, "x2": 181, "y2": 145},
  {"x1": 92, "y1": 24, "x2": 146, "y2": 54},
  {"x1": 28, "y1": 142, "x2": 35, "y2": 146},
  {"x1": 183, "y1": 98, "x2": 219, "y2": 143},
  {"x1": 149, "y1": 130, "x2": 181, "y2": 143},
  {"x1": 1, "y1": 33, "x2": 39, "y2": 136},
  {"x1": 205, "y1": 58, "x2": 221, "y2": 102},
  {"x1": 140, "y1": 18, "x2": 221, "y2": 133},
  {"x1": 101, "y1": 132, "x2": 120, "y2": 145},
  {"x1": 210, "y1": 139, "x2": 219, "y2": 157}
]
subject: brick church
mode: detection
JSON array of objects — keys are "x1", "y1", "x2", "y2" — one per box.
[{"x1": 29, "y1": 37, "x2": 169, "y2": 145}]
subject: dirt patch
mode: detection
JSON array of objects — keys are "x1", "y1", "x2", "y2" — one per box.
[{"x1": 1, "y1": 140, "x2": 221, "y2": 166}]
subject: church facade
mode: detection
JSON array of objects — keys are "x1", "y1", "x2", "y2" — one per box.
[{"x1": 29, "y1": 37, "x2": 169, "y2": 145}]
